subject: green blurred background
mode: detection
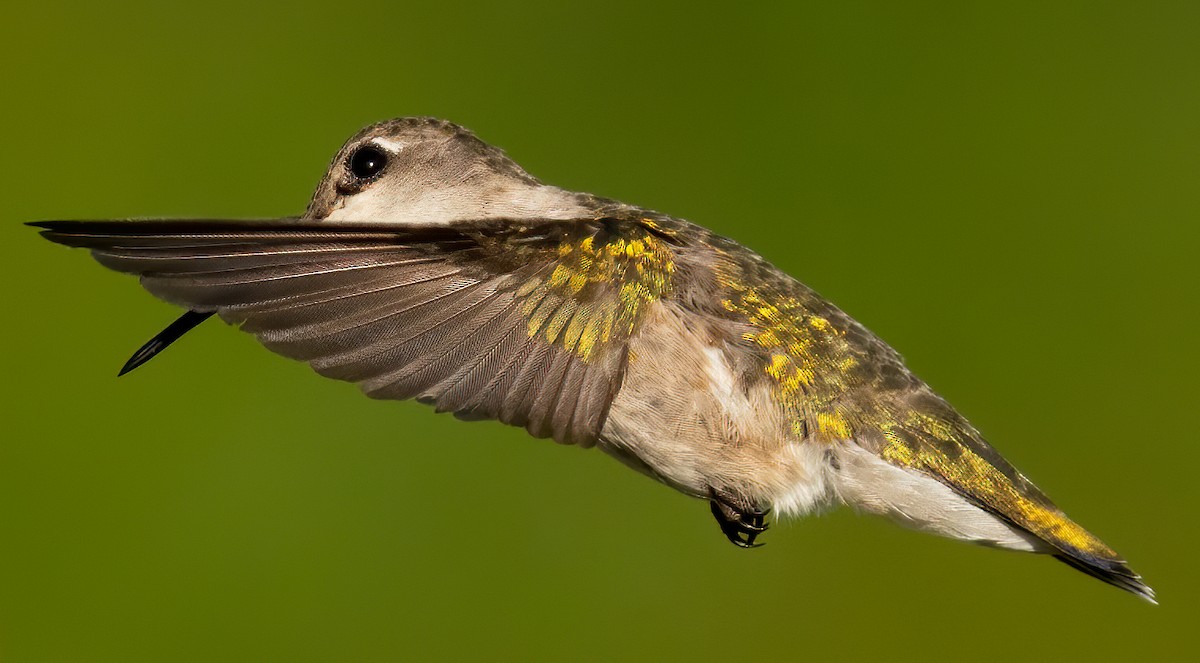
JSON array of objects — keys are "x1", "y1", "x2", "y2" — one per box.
[{"x1": 2, "y1": 1, "x2": 1197, "y2": 660}]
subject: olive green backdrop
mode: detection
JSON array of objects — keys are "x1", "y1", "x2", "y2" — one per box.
[{"x1": 2, "y1": 1, "x2": 1197, "y2": 661}]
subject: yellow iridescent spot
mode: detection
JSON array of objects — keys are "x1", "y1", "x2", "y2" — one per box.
[
  {"x1": 548, "y1": 264, "x2": 571, "y2": 288},
  {"x1": 756, "y1": 330, "x2": 781, "y2": 347},
  {"x1": 515, "y1": 277, "x2": 542, "y2": 298},
  {"x1": 526, "y1": 294, "x2": 561, "y2": 338},
  {"x1": 638, "y1": 217, "x2": 679, "y2": 238},
  {"x1": 542, "y1": 299, "x2": 578, "y2": 344},
  {"x1": 576, "y1": 316, "x2": 604, "y2": 362},
  {"x1": 718, "y1": 274, "x2": 859, "y2": 443},
  {"x1": 568, "y1": 272, "x2": 588, "y2": 294},
  {"x1": 879, "y1": 413, "x2": 1116, "y2": 558},
  {"x1": 816, "y1": 411, "x2": 853, "y2": 439},
  {"x1": 518, "y1": 224, "x2": 675, "y2": 363}
]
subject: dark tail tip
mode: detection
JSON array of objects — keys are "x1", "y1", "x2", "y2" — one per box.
[{"x1": 1054, "y1": 554, "x2": 1157, "y2": 604}]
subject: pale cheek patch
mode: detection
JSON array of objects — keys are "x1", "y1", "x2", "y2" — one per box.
[{"x1": 321, "y1": 190, "x2": 429, "y2": 225}]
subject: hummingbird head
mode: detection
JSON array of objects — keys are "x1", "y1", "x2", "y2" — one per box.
[{"x1": 305, "y1": 117, "x2": 592, "y2": 225}]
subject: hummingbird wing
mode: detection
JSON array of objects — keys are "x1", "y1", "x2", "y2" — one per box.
[{"x1": 31, "y1": 217, "x2": 676, "y2": 447}]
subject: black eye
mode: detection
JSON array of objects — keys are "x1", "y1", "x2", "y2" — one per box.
[{"x1": 348, "y1": 145, "x2": 387, "y2": 179}]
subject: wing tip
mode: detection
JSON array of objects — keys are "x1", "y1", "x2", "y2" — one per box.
[
  {"x1": 27, "y1": 220, "x2": 70, "y2": 245},
  {"x1": 27, "y1": 219, "x2": 104, "y2": 233}
]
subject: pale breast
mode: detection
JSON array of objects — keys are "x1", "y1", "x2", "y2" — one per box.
[{"x1": 600, "y1": 300, "x2": 837, "y2": 515}]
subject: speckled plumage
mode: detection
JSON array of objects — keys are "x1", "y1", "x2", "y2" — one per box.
[{"x1": 32, "y1": 117, "x2": 1152, "y2": 602}]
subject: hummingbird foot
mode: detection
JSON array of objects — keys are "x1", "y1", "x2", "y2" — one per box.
[{"x1": 708, "y1": 488, "x2": 770, "y2": 548}]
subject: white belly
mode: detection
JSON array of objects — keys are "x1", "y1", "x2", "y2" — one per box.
[{"x1": 831, "y1": 443, "x2": 1044, "y2": 551}]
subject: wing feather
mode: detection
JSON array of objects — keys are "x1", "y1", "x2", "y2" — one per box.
[
  {"x1": 525, "y1": 349, "x2": 575, "y2": 440},
  {"x1": 431, "y1": 314, "x2": 530, "y2": 416},
  {"x1": 273, "y1": 277, "x2": 484, "y2": 363},
  {"x1": 359, "y1": 293, "x2": 518, "y2": 400},
  {"x1": 237, "y1": 268, "x2": 465, "y2": 334},
  {"x1": 33, "y1": 218, "x2": 677, "y2": 447}
]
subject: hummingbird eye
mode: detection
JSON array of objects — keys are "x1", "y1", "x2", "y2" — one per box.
[{"x1": 347, "y1": 145, "x2": 388, "y2": 180}]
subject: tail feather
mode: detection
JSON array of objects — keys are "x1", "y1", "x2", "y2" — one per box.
[{"x1": 1053, "y1": 553, "x2": 1156, "y2": 604}]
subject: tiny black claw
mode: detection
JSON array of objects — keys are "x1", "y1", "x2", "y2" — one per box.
[
  {"x1": 741, "y1": 521, "x2": 768, "y2": 533},
  {"x1": 708, "y1": 488, "x2": 770, "y2": 549}
]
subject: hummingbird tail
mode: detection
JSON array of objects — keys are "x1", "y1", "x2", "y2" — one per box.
[{"x1": 1053, "y1": 553, "x2": 1156, "y2": 604}]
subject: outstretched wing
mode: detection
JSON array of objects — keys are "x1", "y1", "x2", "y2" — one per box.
[{"x1": 32, "y1": 217, "x2": 677, "y2": 447}]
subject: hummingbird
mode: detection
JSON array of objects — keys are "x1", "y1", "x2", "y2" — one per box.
[{"x1": 32, "y1": 117, "x2": 1153, "y2": 602}]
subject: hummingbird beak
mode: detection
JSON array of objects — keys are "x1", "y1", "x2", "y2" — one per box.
[{"x1": 118, "y1": 310, "x2": 214, "y2": 376}]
